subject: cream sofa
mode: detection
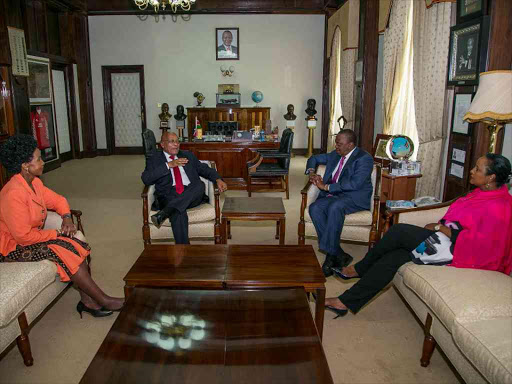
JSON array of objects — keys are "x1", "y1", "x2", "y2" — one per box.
[
  {"x1": 387, "y1": 203, "x2": 512, "y2": 384},
  {"x1": 0, "y1": 211, "x2": 85, "y2": 366}
]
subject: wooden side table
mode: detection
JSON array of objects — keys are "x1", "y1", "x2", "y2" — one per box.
[
  {"x1": 380, "y1": 170, "x2": 422, "y2": 202},
  {"x1": 221, "y1": 197, "x2": 286, "y2": 244}
]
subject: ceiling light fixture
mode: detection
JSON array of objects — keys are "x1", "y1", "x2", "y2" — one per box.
[{"x1": 134, "y1": 0, "x2": 196, "y2": 13}]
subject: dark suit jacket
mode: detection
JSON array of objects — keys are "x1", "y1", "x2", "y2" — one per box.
[
  {"x1": 217, "y1": 45, "x2": 238, "y2": 54},
  {"x1": 305, "y1": 147, "x2": 374, "y2": 210},
  {"x1": 141, "y1": 150, "x2": 220, "y2": 201}
]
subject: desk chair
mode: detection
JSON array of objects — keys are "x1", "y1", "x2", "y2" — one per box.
[{"x1": 246, "y1": 128, "x2": 294, "y2": 199}]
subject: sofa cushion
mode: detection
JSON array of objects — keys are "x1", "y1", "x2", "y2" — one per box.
[
  {"x1": 453, "y1": 317, "x2": 512, "y2": 384},
  {"x1": 150, "y1": 203, "x2": 216, "y2": 226},
  {"x1": 402, "y1": 264, "x2": 512, "y2": 331},
  {"x1": 0, "y1": 261, "x2": 57, "y2": 327}
]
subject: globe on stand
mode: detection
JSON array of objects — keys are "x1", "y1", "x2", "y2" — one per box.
[{"x1": 251, "y1": 91, "x2": 263, "y2": 106}]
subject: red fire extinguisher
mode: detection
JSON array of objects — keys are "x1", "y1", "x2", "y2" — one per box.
[{"x1": 31, "y1": 107, "x2": 51, "y2": 149}]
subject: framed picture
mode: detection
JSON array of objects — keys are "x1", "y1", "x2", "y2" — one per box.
[
  {"x1": 447, "y1": 17, "x2": 490, "y2": 86},
  {"x1": 216, "y1": 28, "x2": 239, "y2": 61},
  {"x1": 372, "y1": 134, "x2": 392, "y2": 160},
  {"x1": 451, "y1": 92, "x2": 474, "y2": 135},
  {"x1": 27, "y1": 56, "x2": 52, "y2": 103},
  {"x1": 30, "y1": 104, "x2": 58, "y2": 162},
  {"x1": 456, "y1": 0, "x2": 486, "y2": 25}
]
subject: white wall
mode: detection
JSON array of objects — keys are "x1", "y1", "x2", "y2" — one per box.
[{"x1": 88, "y1": 14, "x2": 325, "y2": 149}]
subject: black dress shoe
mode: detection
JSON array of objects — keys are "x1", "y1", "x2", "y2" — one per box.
[
  {"x1": 325, "y1": 305, "x2": 348, "y2": 319},
  {"x1": 331, "y1": 267, "x2": 359, "y2": 281},
  {"x1": 332, "y1": 253, "x2": 353, "y2": 269},
  {"x1": 150, "y1": 210, "x2": 167, "y2": 229},
  {"x1": 321, "y1": 255, "x2": 334, "y2": 277},
  {"x1": 76, "y1": 301, "x2": 113, "y2": 319}
]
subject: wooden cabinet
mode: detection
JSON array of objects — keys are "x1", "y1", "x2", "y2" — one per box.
[
  {"x1": 186, "y1": 107, "x2": 270, "y2": 137},
  {"x1": 380, "y1": 170, "x2": 422, "y2": 203}
]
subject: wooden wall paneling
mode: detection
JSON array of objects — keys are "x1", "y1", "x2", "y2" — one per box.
[
  {"x1": 23, "y1": 0, "x2": 38, "y2": 51},
  {"x1": 34, "y1": 0, "x2": 48, "y2": 53},
  {"x1": 443, "y1": 133, "x2": 473, "y2": 201},
  {"x1": 359, "y1": 0, "x2": 378, "y2": 154},
  {"x1": 73, "y1": 13, "x2": 97, "y2": 157},
  {"x1": 0, "y1": 0, "x2": 10, "y2": 65},
  {"x1": 321, "y1": 13, "x2": 329, "y2": 153},
  {"x1": 46, "y1": 6, "x2": 61, "y2": 56},
  {"x1": 469, "y1": 0, "x2": 512, "y2": 165},
  {"x1": 87, "y1": 0, "x2": 327, "y2": 15},
  {"x1": 58, "y1": 12, "x2": 74, "y2": 58}
]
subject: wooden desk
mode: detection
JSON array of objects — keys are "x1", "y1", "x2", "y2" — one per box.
[
  {"x1": 380, "y1": 170, "x2": 422, "y2": 202},
  {"x1": 80, "y1": 288, "x2": 333, "y2": 384},
  {"x1": 179, "y1": 140, "x2": 279, "y2": 190},
  {"x1": 221, "y1": 197, "x2": 286, "y2": 245},
  {"x1": 187, "y1": 107, "x2": 271, "y2": 137},
  {"x1": 123, "y1": 245, "x2": 326, "y2": 339}
]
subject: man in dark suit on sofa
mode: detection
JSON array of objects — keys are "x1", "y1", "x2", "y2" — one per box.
[
  {"x1": 141, "y1": 132, "x2": 228, "y2": 244},
  {"x1": 306, "y1": 129, "x2": 373, "y2": 277}
]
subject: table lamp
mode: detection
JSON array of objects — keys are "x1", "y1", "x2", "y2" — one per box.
[{"x1": 463, "y1": 70, "x2": 512, "y2": 153}]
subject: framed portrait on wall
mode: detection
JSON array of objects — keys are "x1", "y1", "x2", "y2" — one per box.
[
  {"x1": 30, "y1": 104, "x2": 58, "y2": 163},
  {"x1": 456, "y1": 0, "x2": 487, "y2": 25},
  {"x1": 27, "y1": 56, "x2": 52, "y2": 103},
  {"x1": 216, "y1": 28, "x2": 239, "y2": 61},
  {"x1": 451, "y1": 92, "x2": 474, "y2": 135},
  {"x1": 447, "y1": 17, "x2": 490, "y2": 86}
]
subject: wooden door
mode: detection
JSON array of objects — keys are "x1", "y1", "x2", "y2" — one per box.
[{"x1": 102, "y1": 65, "x2": 146, "y2": 154}]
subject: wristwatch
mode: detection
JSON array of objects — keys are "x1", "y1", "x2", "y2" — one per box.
[{"x1": 434, "y1": 224, "x2": 441, "y2": 231}]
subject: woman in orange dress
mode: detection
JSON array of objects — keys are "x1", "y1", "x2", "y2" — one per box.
[{"x1": 0, "y1": 135, "x2": 124, "y2": 317}]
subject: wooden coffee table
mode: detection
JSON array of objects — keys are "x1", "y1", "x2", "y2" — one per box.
[
  {"x1": 80, "y1": 288, "x2": 333, "y2": 384},
  {"x1": 221, "y1": 197, "x2": 286, "y2": 244},
  {"x1": 124, "y1": 245, "x2": 327, "y2": 338}
]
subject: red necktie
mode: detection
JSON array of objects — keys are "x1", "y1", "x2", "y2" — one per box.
[
  {"x1": 172, "y1": 156, "x2": 184, "y2": 194},
  {"x1": 332, "y1": 156, "x2": 346, "y2": 183}
]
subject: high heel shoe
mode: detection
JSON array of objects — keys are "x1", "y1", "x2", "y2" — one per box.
[
  {"x1": 325, "y1": 305, "x2": 348, "y2": 319},
  {"x1": 76, "y1": 301, "x2": 113, "y2": 318},
  {"x1": 331, "y1": 267, "x2": 359, "y2": 281}
]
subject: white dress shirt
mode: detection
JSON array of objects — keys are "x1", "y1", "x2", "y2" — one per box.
[
  {"x1": 164, "y1": 152, "x2": 191, "y2": 186},
  {"x1": 331, "y1": 147, "x2": 356, "y2": 182}
]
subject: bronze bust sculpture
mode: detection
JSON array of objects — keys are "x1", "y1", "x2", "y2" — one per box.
[
  {"x1": 174, "y1": 105, "x2": 187, "y2": 121},
  {"x1": 159, "y1": 103, "x2": 172, "y2": 122},
  {"x1": 305, "y1": 99, "x2": 317, "y2": 119},
  {"x1": 283, "y1": 104, "x2": 297, "y2": 120}
]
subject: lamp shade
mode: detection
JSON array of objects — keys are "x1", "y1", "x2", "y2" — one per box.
[{"x1": 464, "y1": 70, "x2": 512, "y2": 123}]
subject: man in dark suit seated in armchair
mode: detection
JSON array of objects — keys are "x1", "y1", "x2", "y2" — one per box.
[
  {"x1": 306, "y1": 129, "x2": 374, "y2": 277},
  {"x1": 141, "y1": 132, "x2": 228, "y2": 244}
]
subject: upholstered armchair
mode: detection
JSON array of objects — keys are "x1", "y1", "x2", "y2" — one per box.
[
  {"x1": 298, "y1": 163, "x2": 382, "y2": 249},
  {"x1": 141, "y1": 161, "x2": 221, "y2": 246},
  {"x1": 247, "y1": 128, "x2": 294, "y2": 199}
]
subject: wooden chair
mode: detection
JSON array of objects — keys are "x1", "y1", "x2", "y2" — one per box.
[
  {"x1": 298, "y1": 163, "x2": 382, "y2": 249},
  {"x1": 246, "y1": 128, "x2": 294, "y2": 199},
  {"x1": 141, "y1": 161, "x2": 221, "y2": 247}
]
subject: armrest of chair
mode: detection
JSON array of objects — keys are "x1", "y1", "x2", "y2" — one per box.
[
  {"x1": 247, "y1": 152, "x2": 263, "y2": 174},
  {"x1": 45, "y1": 210, "x2": 85, "y2": 235},
  {"x1": 382, "y1": 199, "x2": 454, "y2": 234}
]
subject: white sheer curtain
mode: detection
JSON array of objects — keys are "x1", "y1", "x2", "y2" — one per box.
[
  {"x1": 383, "y1": 0, "x2": 419, "y2": 159},
  {"x1": 328, "y1": 27, "x2": 343, "y2": 152},
  {"x1": 413, "y1": 2, "x2": 452, "y2": 198}
]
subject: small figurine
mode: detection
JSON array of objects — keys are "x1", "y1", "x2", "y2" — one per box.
[
  {"x1": 305, "y1": 99, "x2": 317, "y2": 120},
  {"x1": 193, "y1": 92, "x2": 205, "y2": 107},
  {"x1": 283, "y1": 104, "x2": 297, "y2": 121},
  {"x1": 159, "y1": 103, "x2": 172, "y2": 129},
  {"x1": 174, "y1": 105, "x2": 187, "y2": 121}
]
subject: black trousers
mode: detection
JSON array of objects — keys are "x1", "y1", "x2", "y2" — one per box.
[
  {"x1": 157, "y1": 181, "x2": 205, "y2": 244},
  {"x1": 339, "y1": 224, "x2": 434, "y2": 313}
]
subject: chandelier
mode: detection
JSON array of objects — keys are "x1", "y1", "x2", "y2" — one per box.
[{"x1": 134, "y1": 0, "x2": 196, "y2": 13}]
